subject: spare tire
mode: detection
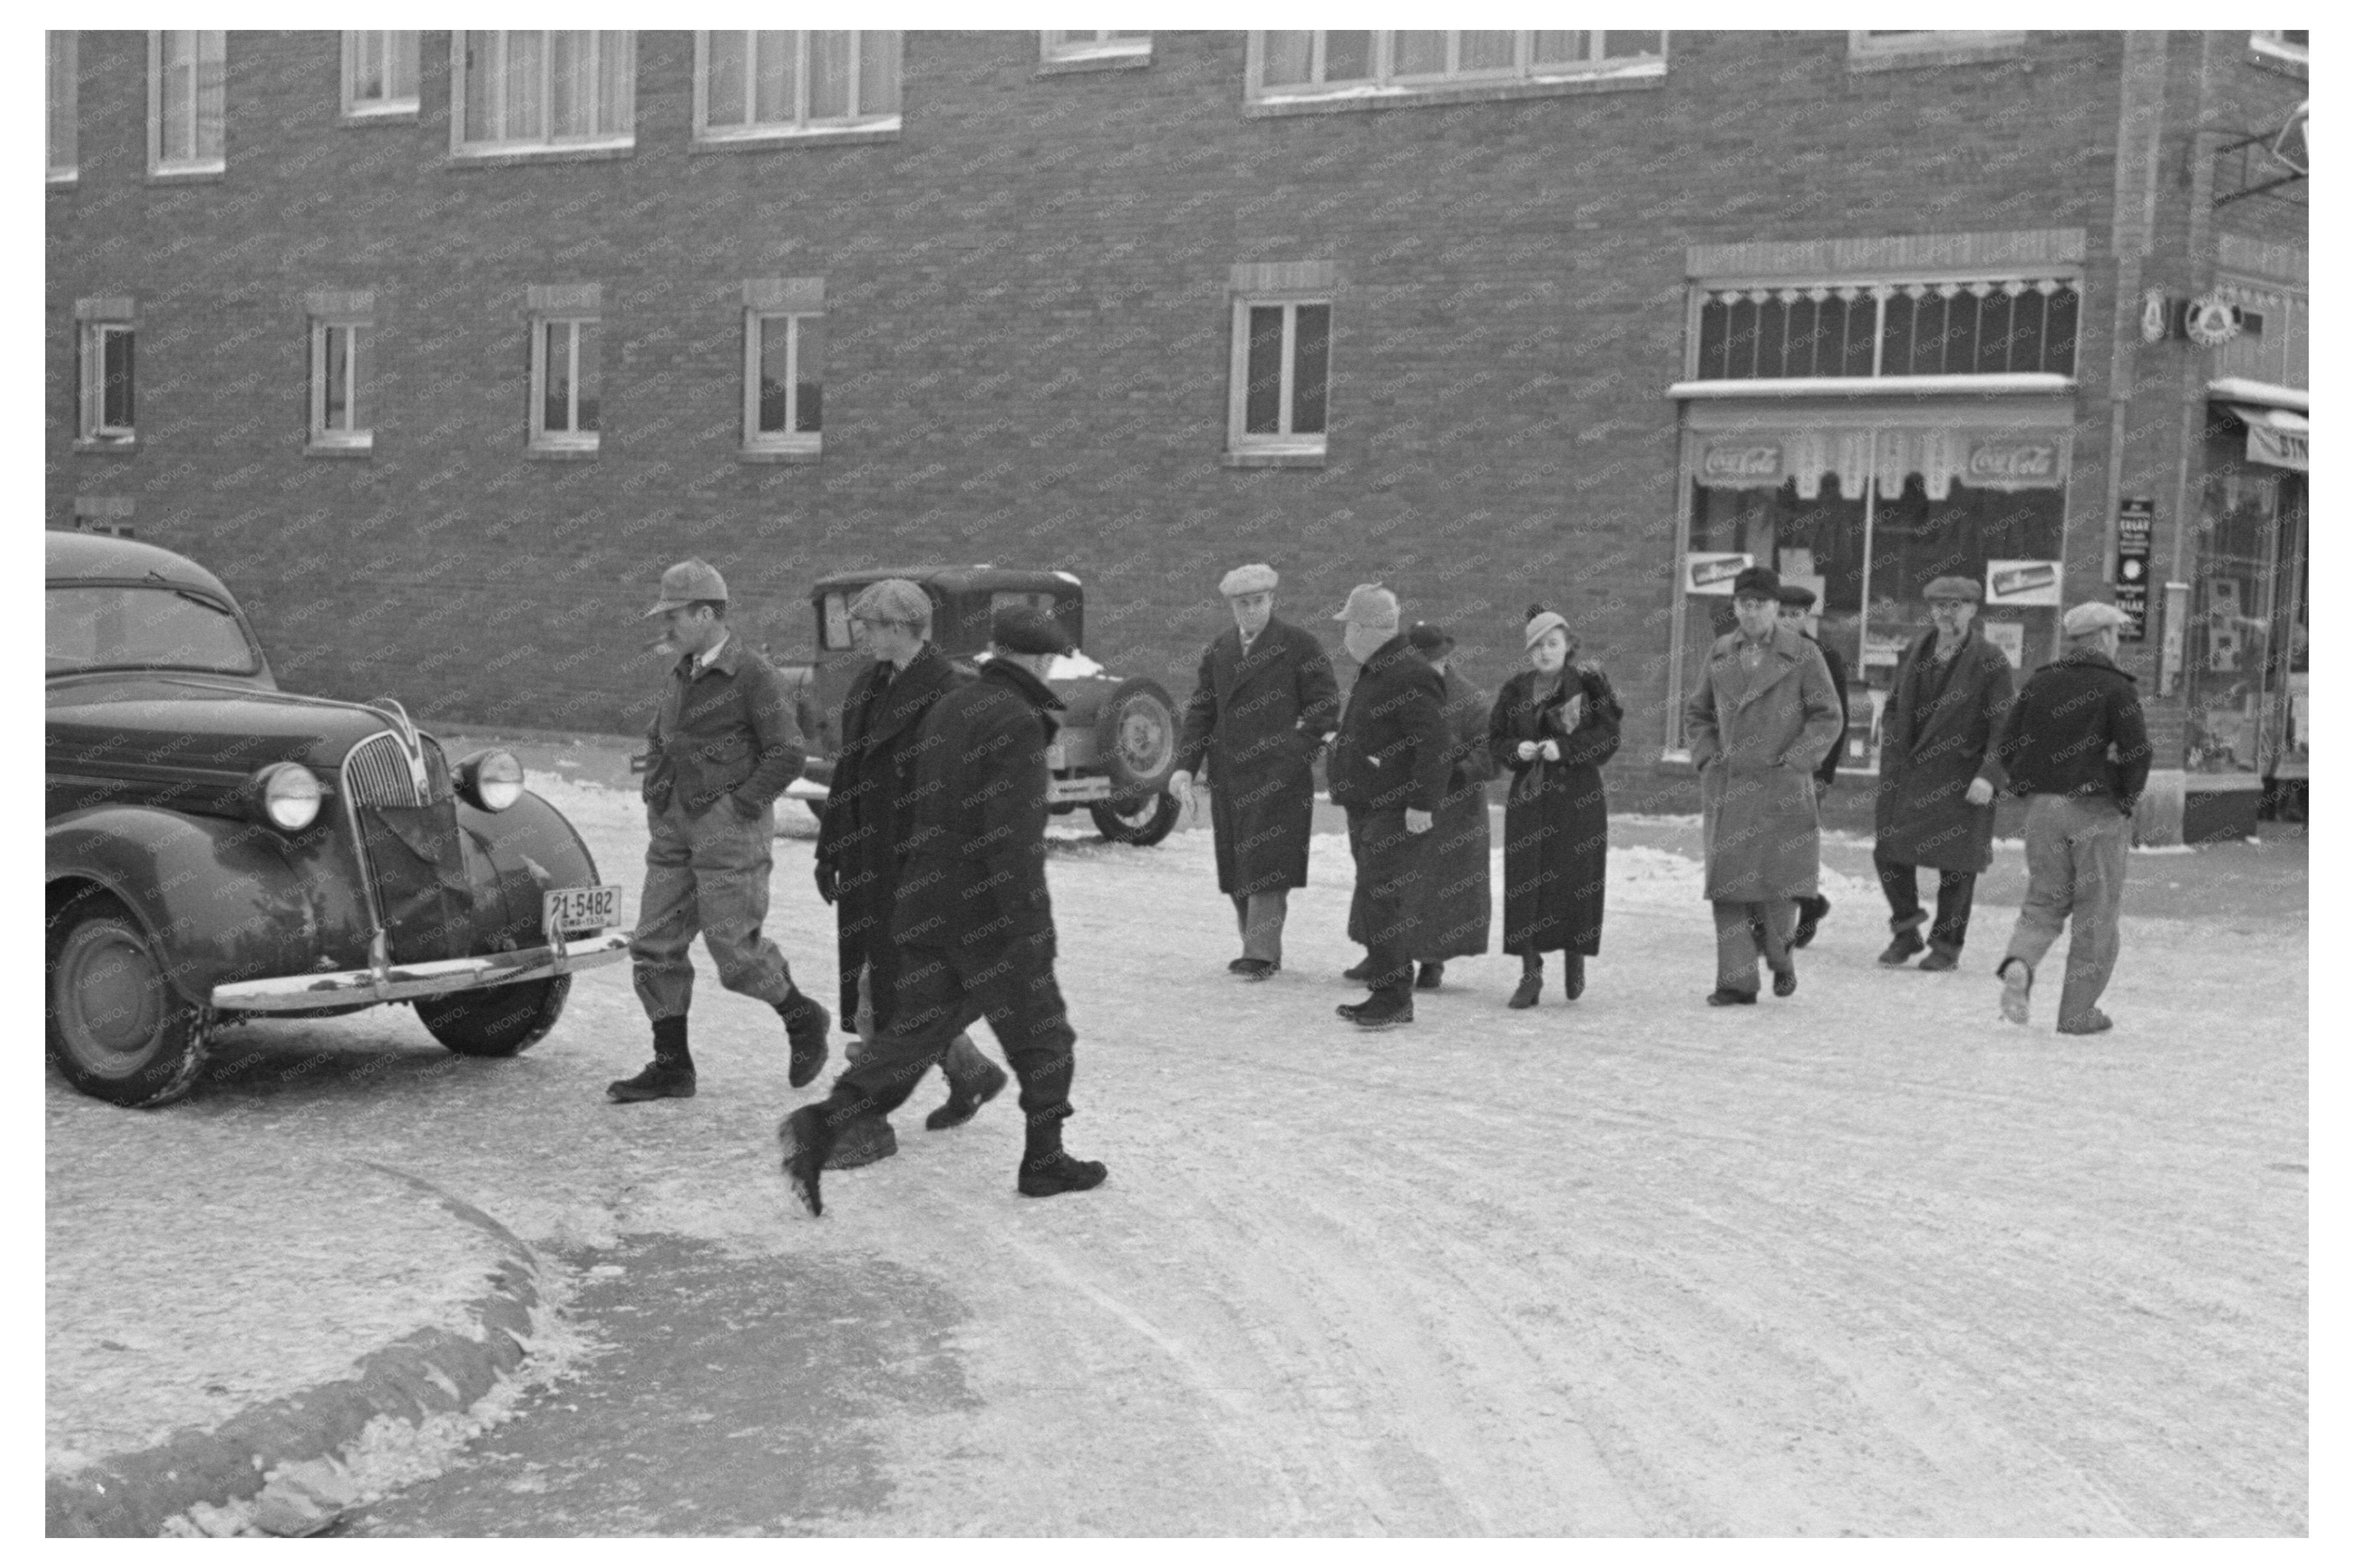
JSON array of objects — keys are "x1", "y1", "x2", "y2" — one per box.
[{"x1": 1093, "y1": 676, "x2": 1178, "y2": 800}]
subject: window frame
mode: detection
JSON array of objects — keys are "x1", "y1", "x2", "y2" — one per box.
[
  {"x1": 1038, "y1": 31, "x2": 1152, "y2": 73},
  {"x1": 79, "y1": 320, "x2": 138, "y2": 445},
  {"x1": 742, "y1": 309, "x2": 823, "y2": 459},
  {"x1": 1846, "y1": 30, "x2": 2028, "y2": 71},
  {"x1": 528, "y1": 314, "x2": 600, "y2": 454},
  {"x1": 307, "y1": 318, "x2": 374, "y2": 453},
  {"x1": 147, "y1": 30, "x2": 227, "y2": 178},
  {"x1": 48, "y1": 31, "x2": 77, "y2": 185},
  {"x1": 2248, "y1": 31, "x2": 2309, "y2": 65},
  {"x1": 450, "y1": 31, "x2": 636, "y2": 159},
  {"x1": 1679, "y1": 271, "x2": 2086, "y2": 388},
  {"x1": 691, "y1": 31, "x2": 903, "y2": 144},
  {"x1": 1225, "y1": 295, "x2": 1333, "y2": 463},
  {"x1": 341, "y1": 31, "x2": 420, "y2": 120},
  {"x1": 1247, "y1": 29, "x2": 1666, "y2": 105}
]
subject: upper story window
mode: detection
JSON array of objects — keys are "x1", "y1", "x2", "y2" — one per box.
[
  {"x1": 1847, "y1": 30, "x2": 2027, "y2": 69},
  {"x1": 1690, "y1": 276, "x2": 2080, "y2": 383},
  {"x1": 148, "y1": 31, "x2": 226, "y2": 177},
  {"x1": 343, "y1": 31, "x2": 420, "y2": 119},
  {"x1": 453, "y1": 32, "x2": 634, "y2": 156},
  {"x1": 47, "y1": 32, "x2": 76, "y2": 184},
  {"x1": 694, "y1": 31, "x2": 901, "y2": 141},
  {"x1": 1251, "y1": 30, "x2": 1664, "y2": 103},
  {"x1": 2249, "y1": 31, "x2": 2308, "y2": 64},
  {"x1": 1040, "y1": 31, "x2": 1151, "y2": 70}
]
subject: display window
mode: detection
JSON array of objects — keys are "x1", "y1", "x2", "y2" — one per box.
[{"x1": 2187, "y1": 410, "x2": 2307, "y2": 780}]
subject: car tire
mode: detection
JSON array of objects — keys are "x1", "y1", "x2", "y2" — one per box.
[
  {"x1": 415, "y1": 976, "x2": 570, "y2": 1057},
  {"x1": 46, "y1": 892, "x2": 210, "y2": 1108},
  {"x1": 1093, "y1": 676, "x2": 1178, "y2": 799},
  {"x1": 1088, "y1": 793, "x2": 1181, "y2": 847}
]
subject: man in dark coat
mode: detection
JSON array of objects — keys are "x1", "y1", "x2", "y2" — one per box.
[
  {"x1": 1167, "y1": 563, "x2": 1341, "y2": 980},
  {"x1": 1394, "y1": 622, "x2": 1494, "y2": 989},
  {"x1": 1327, "y1": 584, "x2": 1451, "y2": 1028},
  {"x1": 811, "y1": 579, "x2": 1007, "y2": 1168},
  {"x1": 1872, "y1": 576, "x2": 2016, "y2": 972},
  {"x1": 780, "y1": 606, "x2": 1107, "y2": 1215},
  {"x1": 1776, "y1": 584, "x2": 1849, "y2": 948},
  {"x1": 1992, "y1": 601, "x2": 2151, "y2": 1035}
]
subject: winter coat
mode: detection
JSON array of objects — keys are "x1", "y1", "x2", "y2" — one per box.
[
  {"x1": 1172, "y1": 616, "x2": 1341, "y2": 896},
  {"x1": 1684, "y1": 625, "x2": 1845, "y2": 903},
  {"x1": 1327, "y1": 634, "x2": 1451, "y2": 816},
  {"x1": 1806, "y1": 635, "x2": 1852, "y2": 790},
  {"x1": 890, "y1": 659, "x2": 1064, "y2": 962},
  {"x1": 1490, "y1": 664, "x2": 1623, "y2": 956},
  {"x1": 1996, "y1": 647, "x2": 2154, "y2": 815},
  {"x1": 1873, "y1": 626, "x2": 2015, "y2": 872},
  {"x1": 642, "y1": 634, "x2": 805, "y2": 818},
  {"x1": 816, "y1": 643, "x2": 963, "y2": 1022},
  {"x1": 1398, "y1": 665, "x2": 1497, "y2": 961}
]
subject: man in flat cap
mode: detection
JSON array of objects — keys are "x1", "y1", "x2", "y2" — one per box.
[
  {"x1": 781, "y1": 605, "x2": 1107, "y2": 1214},
  {"x1": 810, "y1": 578, "x2": 1007, "y2": 1166},
  {"x1": 1775, "y1": 584, "x2": 1850, "y2": 948},
  {"x1": 615, "y1": 559, "x2": 831, "y2": 1102},
  {"x1": 1167, "y1": 563, "x2": 1341, "y2": 980},
  {"x1": 1990, "y1": 601, "x2": 2150, "y2": 1034},
  {"x1": 1327, "y1": 584, "x2": 1451, "y2": 1028},
  {"x1": 1871, "y1": 576, "x2": 2016, "y2": 972},
  {"x1": 1683, "y1": 565, "x2": 1844, "y2": 1005}
]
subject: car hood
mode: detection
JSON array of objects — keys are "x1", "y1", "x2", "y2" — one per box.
[{"x1": 46, "y1": 672, "x2": 409, "y2": 776}]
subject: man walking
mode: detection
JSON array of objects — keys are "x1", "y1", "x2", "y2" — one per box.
[
  {"x1": 1871, "y1": 577, "x2": 2016, "y2": 972},
  {"x1": 613, "y1": 559, "x2": 831, "y2": 1102},
  {"x1": 1327, "y1": 584, "x2": 1450, "y2": 1029},
  {"x1": 1167, "y1": 563, "x2": 1341, "y2": 980},
  {"x1": 1992, "y1": 601, "x2": 2151, "y2": 1034},
  {"x1": 1684, "y1": 566, "x2": 1845, "y2": 1005},
  {"x1": 1776, "y1": 584, "x2": 1850, "y2": 948},
  {"x1": 780, "y1": 607, "x2": 1107, "y2": 1214},
  {"x1": 811, "y1": 579, "x2": 1008, "y2": 1165}
]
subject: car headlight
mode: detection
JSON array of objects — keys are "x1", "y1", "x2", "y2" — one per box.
[
  {"x1": 255, "y1": 762, "x2": 323, "y2": 832},
  {"x1": 455, "y1": 749, "x2": 526, "y2": 812}
]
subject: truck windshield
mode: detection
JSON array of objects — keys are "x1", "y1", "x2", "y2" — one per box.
[{"x1": 46, "y1": 585, "x2": 263, "y2": 676}]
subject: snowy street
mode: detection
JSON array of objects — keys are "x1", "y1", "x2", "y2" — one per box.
[{"x1": 48, "y1": 763, "x2": 2308, "y2": 1536}]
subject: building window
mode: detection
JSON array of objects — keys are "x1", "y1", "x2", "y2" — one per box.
[
  {"x1": 1040, "y1": 31, "x2": 1151, "y2": 69},
  {"x1": 1251, "y1": 30, "x2": 1663, "y2": 101},
  {"x1": 148, "y1": 31, "x2": 226, "y2": 177},
  {"x1": 694, "y1": 32, "x2": 901, "y2": 141},
  {"x1": 1847, "y1": 30, "x2": 2028, "y2": 68},
  {"x1": 309, "y1": 320, "x2": 373, "y2": 451},
  {"x1": 343, "y1": 32, "x2": 420, "y2": 118},
  {"x1": 1689, "y1": 277, "x2": 2080, "y2": 383},
  {"x1": 744, "y1": 312, "x2": 824, "y2": 457},
  {"x1": 2186, "y1": 430, "x2": 2306, "y2": 780},
  {"x1": 78, "y1": 321, "x2": 136, "y2": 445},
  {"x1": 2248, "y1": 31, "x2": 2308, "y2": 64},
  {"x1": 530, "y1": 315, "x2": 600, "y2": 452},
  {"x1": 48, "y1": 32, "x2": 77, "y2": 183},
  {"x1": 453, "y1": 32, "x2": 634, "y2": 156},
  {"x1": 1227, "y1": 298, "x2": 1331, "y2": 461}
]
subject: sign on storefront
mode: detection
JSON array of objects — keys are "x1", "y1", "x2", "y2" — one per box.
[
  {"x1": 1986, "y1": 558, "x2": 2063, "y2": 608},
  {"x1": 1964, "y1": 438, "x2": 2062, "y2": 485},
  {"x1": 2246, "y1": 421, "x2": 2307, "y2": 471},
  {"x1": 2113, "y1": 497, "x2": 2154, "y2": 642},
  {"x1": 1684, "y1": 552, "x2": 1753, "y2": 596},
  {"x1": 1700, "y1": 442, "x2": 1783, "y2": 484}
]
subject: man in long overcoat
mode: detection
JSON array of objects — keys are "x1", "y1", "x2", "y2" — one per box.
[
  {"x1": 812, "y1": 579, "x2": 1007, "y2": 1167},
  {"x1": 1392, "y1": 622, "x2": 1494, "y2": 989},
  {"x1": 1776, "y1": 584, "x2": 1850, "y2": 948},
  {"x1": 1872, "y1": 576, "x2": 2016, "y2": 971},
  {"x1": 781, "y1": 607, "x2": 1108, "y2": 1215},
  {"x1": 1167, "y1": 563, "x2": 1341, "y2": 980},
  {"x1": 1683, "y1": 565, "x2": 1846, "y2": 1005}
]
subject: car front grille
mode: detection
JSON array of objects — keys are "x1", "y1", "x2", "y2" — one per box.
[{"x1": 344, "y1": 730, "x2": 452, "y2": 808}]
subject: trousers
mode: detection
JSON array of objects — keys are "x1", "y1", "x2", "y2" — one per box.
[
  {"x1": 1345, "y1": 808, "x2": 1430, "y2": 1005},
  {"x1": 848, "y1": 961, "x2": 995, "y2": 1091},
  {"x1": 1230, "y1": 888, "x2": 1290, "y2": 965},
  {"x1": 1714, "y1": 899, "x2": 1795, "y2": 994},
  {"x1": 2001, "y1": 794, "x2": 2130, "y2": 1026},
  {"x1": 631, "y1": 797, "x2": 795, "y2": 1021},
  {"x1": 1874, "y1": 849, "x2": 1979, "y2": 954}
]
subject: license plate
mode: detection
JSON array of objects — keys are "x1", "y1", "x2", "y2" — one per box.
[{"x1": 543, "y1": 885, "x2": 621, "y2": 936}]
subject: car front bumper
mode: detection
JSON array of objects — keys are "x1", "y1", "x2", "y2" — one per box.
[{"x1": 211, "y1": 931, "x2": 631, "y2": 1013}]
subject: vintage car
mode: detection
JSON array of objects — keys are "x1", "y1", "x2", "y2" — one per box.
[
  {"x1": 44, "y1": 532, "x2": 628, "y2": 1107},
  {"x1": 774, "y1": 565, "x2": 1182, "y2": 846}
]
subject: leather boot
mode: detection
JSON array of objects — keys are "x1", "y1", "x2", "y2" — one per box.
[
  {"x1": 1018, "y1": 1115, "x2": 1107, "y2": 1198},
  {"x1": 1508, "y1": 955, "x2": 1541, "y2": 1009},
  {"x1": 608, "y1": 1016, "x2": 696, "y2": 1102},
  {"x1": 926, "y1": 1034, "x2": 1010, "y2": 1131},
  {"x1": 1563, "y1": 953, "x2": 1586, "y2": 1000},
  {"x1": 777, "y1": 989, "x2": 831, "y2": 1088}
]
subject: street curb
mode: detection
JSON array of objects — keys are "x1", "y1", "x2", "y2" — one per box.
[{"x1": 45, "y1": 1166, "x2": 549, "y2": 1538}]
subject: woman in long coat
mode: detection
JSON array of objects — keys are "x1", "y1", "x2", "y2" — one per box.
[
  {"x1": 1373, "y1": 624, "x2": 1494, "y2": 989},
  {"x1": 1489, "y1": 606, "x2": 1623, "y2": 1008}
]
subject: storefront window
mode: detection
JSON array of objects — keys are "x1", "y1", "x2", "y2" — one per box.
[{"x1": 2187, "y1": 413, "x2": 2307, "y2": 779}]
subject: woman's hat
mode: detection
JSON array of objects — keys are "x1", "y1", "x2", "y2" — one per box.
[{"x1": 1524, "y1": 603, "x2": 1571, "y2": 650}]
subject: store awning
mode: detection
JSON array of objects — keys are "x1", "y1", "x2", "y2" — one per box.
[
  {"x1": 2207, "y1": 376, "x2": 2307, "y2": 413},
  {"x1": 2227, "y1": 403, "x2": 2309, "y2": 471},
  {"x1": 1682, "y1": 397, "x2": 2075, "y2": 501}
]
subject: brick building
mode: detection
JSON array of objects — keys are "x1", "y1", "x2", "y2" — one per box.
[{"x1": 46, "y1": 29, "x2": 2308, "y2": 837}]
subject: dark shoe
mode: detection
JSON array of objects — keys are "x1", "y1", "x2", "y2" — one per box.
[
  {"x1": 1877, "y1": 930, "x2": 1927, "y2": 967},
  {"x1": 1563, "y1": 953, "x2": 1585, "y2": 1001},
  {"x1": 1706, "y1": 987, "x2": 1758, "y2": 1006},
  {"x1": 777, "y1": 1106, "x2": 831, "y2": 1217},
  {"x1": 1415, "y1": 962, "x2": 1444, "y2": 991},
  {"x1": 2057, "y1": 1008, "x2": 2114, "y2": 1036},
  {"x1": 1771, "y1": 967, "x2": 1797, "y2": 998},
  {"x1": 1793, "y1": 896, "x2": 1829, "y2": 950},
  {"x1": 1918, "y1": 949, "x2": 1959, "y2": 973},
  {"x1": 1507, "y1": 974, "x2": 1542, "y2": 1010},
  {"x1": 779, "y1": 991, "x2": 831, "y2": 1089},
  {"x1": 1231, "y1": 958, "x2": 1277, "y2": 982},
  {"x1": 925, "y1": 1060, "x2": 1010, "y2": 1131},
  {"x1": 606, "y1": 1061, "x2": 697, "y2": 1102},
  {"x1": 1998, "y1": 958, "x2": 2033, "y2": 1025},
  {"x1": 1342, "y1": 958, "x2": 1374, "y2": 982},
  {"x1": 1336, "y1": 997, "x2": 1414, "y2": 1029},
  {"x1": 1018, "y1": 1149, "x2": 1109, "y2": 1198},
  {"x1": 826, "y1": 1115, "x2": 899, "y2": 1169}
]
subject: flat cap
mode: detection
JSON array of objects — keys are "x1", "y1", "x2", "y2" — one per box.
[
  {"x1": 847, "y1": 577, "x2": 933, "y2": 630},
  {"x1": 1219, "y1": 562, "x2": 1278, "y2": 597},
  {"x1": 1406, "y1": 621, "x2": 1454, "y2": 655},
  {"x1": 1730, "y1": 565, "x2": 1783, "y2": 602},
  {"x1": 991, "y1": 604, "x2": 1073, "y2": 655},
  {"x1": 645, "y1": 558, "x2": 728, "y2": 617},
  {"x1": 1333, "y1": 582, "x2": 1400, "y2": 628},
  {"x1": 2062, "y1": 601, "x2": 2131, "y2": 637},
  {"x1": 1924, "y1": 576, "x2": 1982, "y2": 603},
  {"x1": 1775, "y1": 584, "x2": 1819, "y2": 610}
]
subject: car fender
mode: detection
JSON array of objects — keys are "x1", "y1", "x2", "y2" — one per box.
[
  {"x1": 45, "y1": 805, "x2": 369, "y2": 1008},
  {"x1": 455, "y1": 787, "x2": 606, "y2": 948}
]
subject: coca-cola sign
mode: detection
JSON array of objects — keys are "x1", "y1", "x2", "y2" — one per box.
[
  {"x1": 1965, "y1": 439, "x2": 2061, "y2": 483},
  {"x1": 1701, "y1": 442, "x2": 1783, "y2": 482}
]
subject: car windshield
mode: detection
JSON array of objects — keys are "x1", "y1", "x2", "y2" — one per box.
[{"x1": 46, "y1": 584, "x2": 262, "y2": 676}]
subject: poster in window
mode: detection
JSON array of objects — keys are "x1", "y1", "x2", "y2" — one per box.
[
  {"x1": 1985, "y1": 559, "x2": 2062, "y2": 607},
  {"x1": 1684, "y1": 551, "x2": 1752, "y2": 596},
  {"x1": 1981, "y1": 619, "x2": 2025, "y2": 669}
]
